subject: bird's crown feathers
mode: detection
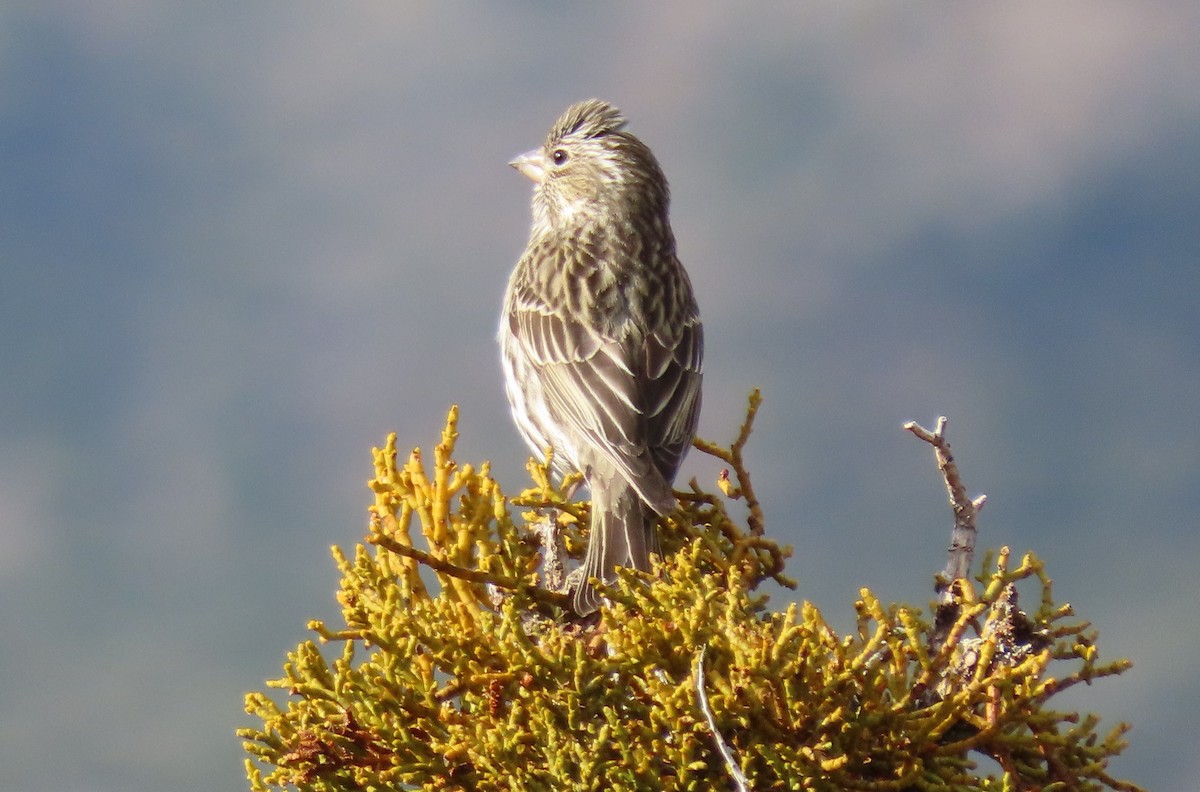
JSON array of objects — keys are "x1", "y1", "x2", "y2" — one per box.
[{"x1": 547, "y1": 99, "x2": 627, "y2": 147}]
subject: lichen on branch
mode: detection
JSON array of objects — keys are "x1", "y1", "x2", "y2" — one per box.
[{"x1": 240, "y1": 395, "x2": 1141, "y2": 792}]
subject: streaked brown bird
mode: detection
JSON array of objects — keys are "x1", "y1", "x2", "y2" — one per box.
[{"x1": 500, "y1": 99, "x2": 703, "y2": 615}]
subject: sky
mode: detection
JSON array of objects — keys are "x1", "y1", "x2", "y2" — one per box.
[{"x1": 2, "y1": 3, "x2": 1198, "y2": 790}]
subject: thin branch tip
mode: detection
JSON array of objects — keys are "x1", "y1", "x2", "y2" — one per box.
[{"x1": 903, "y1": 416, "x2": 949, "y2": 445}]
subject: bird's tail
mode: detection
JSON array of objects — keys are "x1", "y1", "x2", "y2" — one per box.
[{"x1": 572, "y1": 479, "x2": 663, "y2": 616}]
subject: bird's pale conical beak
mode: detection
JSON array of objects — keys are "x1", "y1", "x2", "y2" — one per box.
[{"x1": 509, "y1": 149, "x2": 547, "y2": 184}]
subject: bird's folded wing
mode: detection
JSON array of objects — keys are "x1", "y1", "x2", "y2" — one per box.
[
  {"x1": 508, "y1": 297, "x2": 685, "y2": 514},
  {"x1": 643, "y1": 315, "x2": 703, "y2": 484}
]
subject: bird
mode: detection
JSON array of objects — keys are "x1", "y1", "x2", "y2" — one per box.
[{"x1": 499, "y1": 99, "x2": 703, "y2": 615}]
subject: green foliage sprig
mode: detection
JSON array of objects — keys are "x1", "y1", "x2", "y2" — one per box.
[{"x1": 240, "y1": 394, "x2": 1141, "y2": 791}]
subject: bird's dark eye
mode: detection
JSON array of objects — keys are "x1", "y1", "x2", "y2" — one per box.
[{"x1": 552, "y1": 148, "x2": 569, "y2": 166}]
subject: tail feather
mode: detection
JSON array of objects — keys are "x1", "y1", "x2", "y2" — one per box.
[{"x1": 572, "y1": 480, "x2": 663, "y2": 615}]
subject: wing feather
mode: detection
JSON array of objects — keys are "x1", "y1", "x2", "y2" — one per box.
[{"x1": 506, "y1": 247, "x2": 702, "y2": 514}]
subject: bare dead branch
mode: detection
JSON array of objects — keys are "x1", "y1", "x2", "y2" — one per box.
[
  {"x1": 695, "y1": 647, "x2": 750, "y2": 792},
  {"x1": 903, "y1": 416, "x2": 986, "y2": 589}
]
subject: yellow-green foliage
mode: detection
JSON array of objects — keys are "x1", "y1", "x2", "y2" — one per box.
[{"x1": 240, "y1": 399, "x2": 1141, "y2": 791}]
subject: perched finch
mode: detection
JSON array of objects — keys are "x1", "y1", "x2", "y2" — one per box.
[{"x1": 500, "y1": 99, "x2": 703, "y2": 615}]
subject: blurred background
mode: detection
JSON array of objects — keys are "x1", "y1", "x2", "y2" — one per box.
[{"x1": 3, "y1": 3, "x2": 1197, "y2": 790}]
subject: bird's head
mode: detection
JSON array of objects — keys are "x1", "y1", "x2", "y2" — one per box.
[{"x1": 511, "y1": 99, "x2": 670, "y2": 235}]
